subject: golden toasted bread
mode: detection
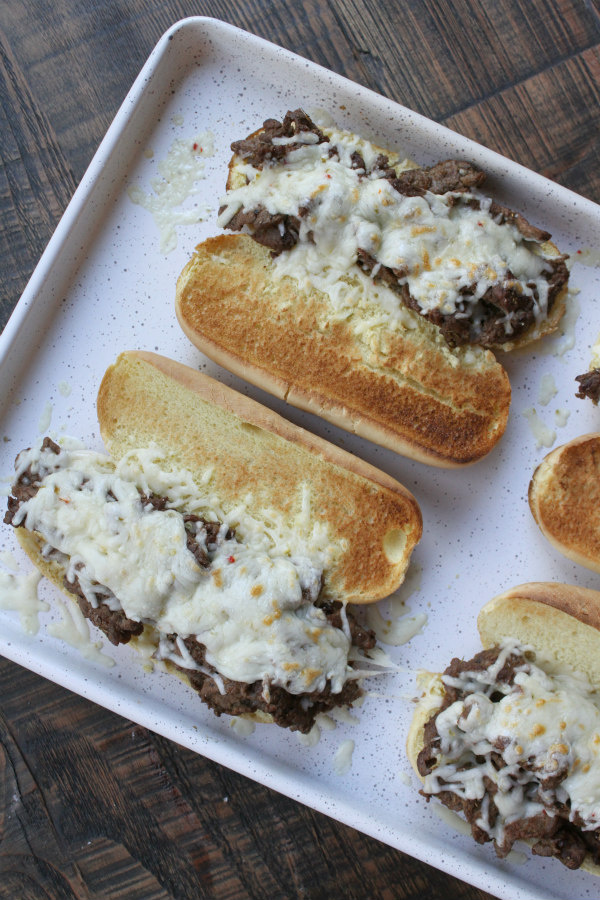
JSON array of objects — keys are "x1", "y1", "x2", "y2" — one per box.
[
  {"x1": 175, "y1": 234, "x2": 511, "y2": 467},
  {"x1": 529, "y1": 433, "x2": 600, "y2": 574},
  {"x1": 97, "y1": 351, "x2": 422, "y2": 602}
]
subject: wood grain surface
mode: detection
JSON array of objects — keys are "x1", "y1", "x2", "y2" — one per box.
[{"x1": 1, "y1": 1, "x2": 599, "y2": 898}]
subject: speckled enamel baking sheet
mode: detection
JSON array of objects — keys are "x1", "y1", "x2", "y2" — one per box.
[{"x1": 1, "y1": 18, "x2": 600, "y2": 900}]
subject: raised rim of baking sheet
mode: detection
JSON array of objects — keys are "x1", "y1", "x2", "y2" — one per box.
[{"x1": 2, "y1": 17, "x2": 600, "y2": 900}]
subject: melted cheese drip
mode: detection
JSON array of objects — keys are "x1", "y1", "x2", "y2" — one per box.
[
  {"x1": 219, "y1": 125, "x2": 554, "y2": 333},
  {"x1": 538, "y1": 373, "x2": 558, "y2": 406},
  {"x1": 590, "y1": 331, "x2": 600, "y2": 369},
  {"x1": 12, "y1": 440, "x2": 353, "y2": 696},
  {"x1": 333, "y1": 738, "x2": 355, "y2": 775},
  {"x1": 0, "y1": 568, "x2": 46, "y2": 633},
  {"x1": 522, "y1": 407, "x2": 556, "y2": 449},
  {"x1": 424, "y1": 641, "x2": 600, "y2": 842},
  {"x1": 47, "y1": 598, "x2": 115, "y2": 668}
]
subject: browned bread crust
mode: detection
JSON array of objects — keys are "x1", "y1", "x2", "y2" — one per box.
[
  {"x1": 175, "y1": 234, "x2": 511, "y2": 467},
  {"x1": 529, "y1": 434, "x2": 600, "y2": 574},
  {"x1": 96, "y1": 351, "x2": 422, "y2": 603}
]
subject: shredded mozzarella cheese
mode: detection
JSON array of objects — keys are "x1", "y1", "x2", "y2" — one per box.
[
  {"x1": 12, "y1": 440, "x2": 355, "y2": 696},
  {"x1": 424, "y1": 640, "x2": 600, "y2": 843},
  {"x1": 220, "y1": 125, "x2": 555, "y2": 336}
]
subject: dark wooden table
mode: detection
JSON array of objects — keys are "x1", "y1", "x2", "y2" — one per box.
[{"x1": 1, "y1": 2, "x2": 599, "y2": 898}]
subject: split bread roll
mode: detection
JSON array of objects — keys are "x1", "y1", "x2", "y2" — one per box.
[
  {"x1": 5, "y1": 351, "x2": 422, "y2": 733},
  {"x1": 529, "y1": 433, "x2": 600, "y2": 573},
  {"x1": 221, "y1": 110, "x2": 568, "y2": 355},
  {"x1": 176, "y1": 234, "x2": 512, "y2": 467},
  {"x1": 176, "y1": 110, "x2": 569, "y2": 467},
  {"x1": 407, "y1": 582, "x2": 600, "y2": 875}
]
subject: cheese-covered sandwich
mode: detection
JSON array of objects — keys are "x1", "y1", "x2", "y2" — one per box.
[
  {"x1": 407, "y1": 583, "x2": 600, "y2": 873},
  {"x1": 5, "y1": 351, "x2": 422, "y2": 732},
  {"x1": 176, "y1": 111, "x2": 567, "y2": 466}
]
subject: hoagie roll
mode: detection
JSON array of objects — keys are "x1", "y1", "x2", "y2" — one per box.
[
  {"x1": 176, "y1": 110, "x2": 569, "y2": 467},
  {"x1": 5, "y1": 351, "x2": 422, "y2": 732}
]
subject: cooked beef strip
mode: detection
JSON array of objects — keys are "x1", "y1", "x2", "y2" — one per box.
[
  {"x1": 416, "y1": 646, "x2": 600, "y2": 869},
  {"x1": 163, "y1": 597, "x2": 375, "y2": 733},
  {"x1": 488, "y1": 200, "x2": 551, "y2": 243},
  {"x1": 225, "y1": 109, "x2": 568, "y2": 349},
  {"x1": 224, "y1": 207, "x2": 301, "y2": 253},
  {"x1": 178, "y1": 643, "x2": 364, "y2": 733},
  {"x1": 230, "y1": 108, "x2": 327, "y2": 167},
  {"x1": 65, "y1": 571, "x2": 143, "y2": 645},
  {"x1": 389, "y1": 158, "x2": 485, "y2": 197},
  {"x1": 530, "y1": 826, "x2": 589, "y2": 870},
  {"x1": 575, "y1": 367, "x2": 600, "y2": 404},
  {"x1": 4, "y1": 436, "x2": 61, "y2": 525}
]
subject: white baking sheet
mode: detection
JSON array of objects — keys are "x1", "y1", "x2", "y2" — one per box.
[{"x1": 2, "y1": 17, "x2": 600, "y2": 900}]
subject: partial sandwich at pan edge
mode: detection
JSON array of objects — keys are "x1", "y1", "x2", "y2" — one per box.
[
  {"x1": 529, "y1": 432, "x2": 600, "y2": 574},
  {"x1": 407, "y1": 582, "x2": 600, "y2": 875}
]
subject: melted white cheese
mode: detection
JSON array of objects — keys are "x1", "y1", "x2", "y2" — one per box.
[
  {"x1": 365, "y1": 602, "x2": 427, "y2": 646},
  {"x1": 590, "y1": 331, "x2": 600, "y2": 369},
  {"x1": 0, "y1": 568, "x2": 46, "y2": 633},
  {"x1": 220, "y1": 125, "x2": 554, "y2": 334},
  {"x1": 538, "y1": 373, "x2": 558, "y2": 406},
  {"x1": 38, "y1": 402, "x2": 53, "y2": 434},
  {"x1": 423, "y1": 640, "x2": 600, "y2": 843},
  {"x1": 12, "y1": 440, "x2": 354, "y2": 696},
  {"x1": 522, "y1": 407, "x2": 556, "y2": 449},
  {"x1": 554, "y1": 408, "x2": 570, "y2": 428},
  {"x1": 47, "y1": 598, "x2": 115, "y2": 668},
  {"x1": 128, "y1": 130, "x2": 215, "y2": 253},
  {"x1": 333, "y1": 738, "x2": 355, "y2": 775}
]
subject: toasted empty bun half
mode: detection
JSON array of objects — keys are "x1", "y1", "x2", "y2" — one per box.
[
  {"x1": 529, "y1": 433, "x2": 600, "y2": 574},
  {"x1": 97, "y1": 351, "x2": 422, "y2": 603},
  {"x1": 175, "y1": 234, "x2": 511, "y2": 468}
]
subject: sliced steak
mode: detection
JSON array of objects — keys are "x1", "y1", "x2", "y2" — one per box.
[{"x1": 575, "y1": 368, "x2": 600, "y2": 404}]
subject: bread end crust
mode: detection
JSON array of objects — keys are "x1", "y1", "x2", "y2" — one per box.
[
  {"x1": 405, "y1": 671, "x2": 444, "y2": 780},
  {"x1": 479, "y1": 581, "x2": 600, "y2": 688},
  {"x1": 494, "y1": 240, "x2": 568, "y2": 352},
  {"x1": 529, "y1": 433, "x2": 600, "y2": 573}
]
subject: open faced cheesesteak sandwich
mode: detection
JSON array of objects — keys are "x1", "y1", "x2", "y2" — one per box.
[
  {"x1": 529, "y1": 433, "x2": 600, "y2": 574},
  {"x1": 175, "y1": 110, "x2": 569, "y2": 467},
  {"x1": 407, "y1": 582, "x2": 600, "y2": 873},
  {"x1": 4, "y1": 351, "x2": 422, "y2": 733}
]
